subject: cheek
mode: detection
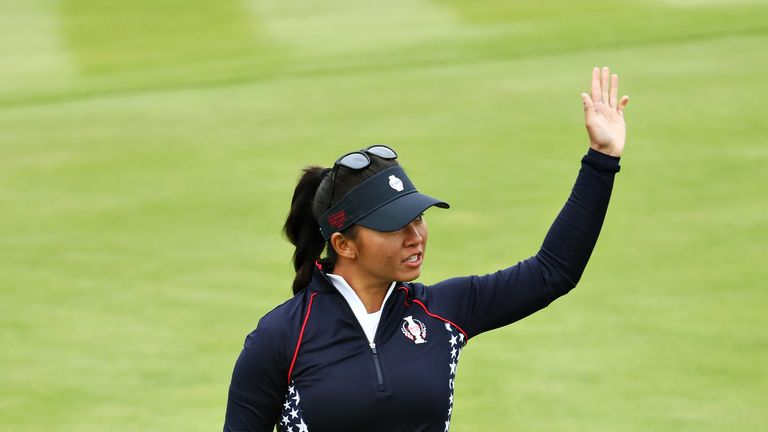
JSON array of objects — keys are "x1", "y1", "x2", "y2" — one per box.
[{"x1": 360, "y1": 237, "x2": 398, "y2": 262}]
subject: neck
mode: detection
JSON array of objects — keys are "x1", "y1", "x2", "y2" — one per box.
[{"x1": 332, "y1": 261, "x2": 391, "y2": 313}]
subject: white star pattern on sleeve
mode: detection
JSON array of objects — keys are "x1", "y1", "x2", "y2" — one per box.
[
  {"x1": 443, "y1": 322, "x2": 466, "y2": 432},
  {"x1": 297, "y1": 419, "x2": 309, "y2": 432},
  {"x1": 278, "y1": 380, "x2": 310, "y2": 432}
]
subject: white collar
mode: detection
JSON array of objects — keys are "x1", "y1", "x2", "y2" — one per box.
[{"x1": 326, "y1": 274, "x2": 396, "y2": 343}]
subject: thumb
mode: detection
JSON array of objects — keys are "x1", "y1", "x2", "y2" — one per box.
[
  {"x1": 581, "y1": 93, "x2": 594, "y2": 111},
  {"x1": 617, "y1": 95, "x2": 630, "y2": 116}
]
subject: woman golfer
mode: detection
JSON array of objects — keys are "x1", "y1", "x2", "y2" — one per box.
[{"x1": 224, "y1": 67, "x2": 629, "y2": 431}]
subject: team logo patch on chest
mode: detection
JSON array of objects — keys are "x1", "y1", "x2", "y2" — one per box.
[{"x1": 401, "y1": 315, "x2": 427, "y2": 344}]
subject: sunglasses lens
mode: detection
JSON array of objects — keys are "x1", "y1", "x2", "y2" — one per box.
[
  {"x1": 337, "y1": 152, "x2": 370, "y2": 169},
  {"x1": 367, "y1": 145, "x2": 397, "y2": 160}
]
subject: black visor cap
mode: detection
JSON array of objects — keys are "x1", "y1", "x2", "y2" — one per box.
[
  {"x1": 318, "y1": 166, "x2": 449, "y2": 240},
  {"x1": 356, "y1": 191, "x2": 448, "y2": 232}
]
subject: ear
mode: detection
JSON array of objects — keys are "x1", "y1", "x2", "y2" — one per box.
[{"x1": 330, "y1": 232, "x2": 357, "y2": 259}]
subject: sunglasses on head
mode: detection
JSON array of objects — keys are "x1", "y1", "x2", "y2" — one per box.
[
  {"x1": 334, "y1": 145, "x2": 398, "y2": 170},
  {"x1": 327, "y1": 145, "x2": 398, "y2": 210}
]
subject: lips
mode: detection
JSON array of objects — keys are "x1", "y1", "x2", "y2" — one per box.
[{"x1": 401, "y1": 252, "x2": 423, "y2": 267}]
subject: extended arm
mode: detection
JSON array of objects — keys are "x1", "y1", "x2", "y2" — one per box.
[{"x1": 424, "y1": 67, "x2": 629, "y2": 337}]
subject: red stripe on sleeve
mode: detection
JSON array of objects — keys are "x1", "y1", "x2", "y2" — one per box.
[
  {"x1": 287, "y1": 292, "x2": 318, "y2": 382},
  {"x1": 411, "y1": 298, "x2": 469, "y2": 343}
]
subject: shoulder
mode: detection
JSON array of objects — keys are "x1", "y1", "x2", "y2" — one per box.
[
  {"x1": 397, "y1": 281, "x2": 423, "y2": 303},
  {"x1": 243, "y1": 291, "x2": 312, "y2": 352},
  {"x1": 402, "y1": 276, "x2": 475, "y2": 300},
  {"x1": 399, "y1": 278, "x2": 470, "y2": 305}
]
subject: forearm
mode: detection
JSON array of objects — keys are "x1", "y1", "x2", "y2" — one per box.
[{"x1": 536, "y1": 147, "x2": 620, "y2": 291}]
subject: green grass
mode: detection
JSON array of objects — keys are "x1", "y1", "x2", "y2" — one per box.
[{"x1": 1, "y1": 1, "x2": 767, "y2": 431}]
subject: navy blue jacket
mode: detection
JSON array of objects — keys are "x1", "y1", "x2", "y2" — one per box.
[{"x1": 224, "y1": 149, "x2": 621, "y2": 431}]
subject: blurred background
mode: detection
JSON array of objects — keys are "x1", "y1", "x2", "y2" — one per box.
[{"x1": 1, "y1": 1, "x2": 766, "y2": 430}]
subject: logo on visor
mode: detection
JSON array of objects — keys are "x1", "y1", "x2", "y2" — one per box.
[
  {"x1": 327, "y1": 210, "x2": 347, "y2": 229},
  {"x1": 388, "y1": 175, "x2": 404, "y2": 192}
]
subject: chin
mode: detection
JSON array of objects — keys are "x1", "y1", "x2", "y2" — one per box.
[{"x1": 400, "y1": 270, "x2": 421, "y2": 282}]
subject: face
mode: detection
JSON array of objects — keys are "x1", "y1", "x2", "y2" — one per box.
[{"x1": 344, "y1": 215, "x2": 428, "y2": 285}]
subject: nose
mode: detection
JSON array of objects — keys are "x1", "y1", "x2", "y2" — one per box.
[{"x1": 402, "y1": 222, "x2": 423, "y2": 246}]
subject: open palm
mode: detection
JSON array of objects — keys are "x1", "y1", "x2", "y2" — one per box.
[{"x1": 580, "y1": 66, "x2": 630, "y2": 157}]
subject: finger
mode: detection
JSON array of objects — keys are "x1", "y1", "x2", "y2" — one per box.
[
  {"x1": 617, "y1": 95, "x2": 630, "y2": 115},
  {"x1": 581, "y1": 93, "x2": 594, "y2": 111},
  {"x1": 610, "y1": 74, "x2": 618, "y2": 108},
  {"x1": 601, "y1": 66, "x2": 610, "y2": 105},
  {"x1": 590, "y1": 67, "x2": 600, "y2": 103}
]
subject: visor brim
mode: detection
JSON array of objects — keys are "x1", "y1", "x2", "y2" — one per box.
[{"x1": 356, "y1": 192, "x2": 449, "y2": 232}]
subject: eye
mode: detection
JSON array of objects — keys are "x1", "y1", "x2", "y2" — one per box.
[{"x1": 413, "y1": 214, "x2": 424, "y2": 223}]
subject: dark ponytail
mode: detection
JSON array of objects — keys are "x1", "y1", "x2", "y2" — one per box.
[
  {"x1": 284, "y1": 154, "x2": 400, "y2": 294},
  {"x1": 283, "y1": 166, "x2": 328, "y2": 294}
]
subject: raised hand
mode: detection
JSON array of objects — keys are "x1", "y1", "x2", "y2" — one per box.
[{"x1": 580, "y1": 66, "x2": 630, "y2": 157}]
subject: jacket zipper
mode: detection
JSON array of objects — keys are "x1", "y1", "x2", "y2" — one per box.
[{"x1": 369, "y1": 342, "x2": 385, "y2": 392}]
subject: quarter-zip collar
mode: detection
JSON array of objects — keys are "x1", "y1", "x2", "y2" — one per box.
[
  {"x1": 326, "y1": 273, "x2": 396, "y2": 344},
  {"x1": 310, "y1": 260, "x2": 408, "y2": 344},
  {"x1": 310, "y1": 260, "x2": 340, "y2": 294}
]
